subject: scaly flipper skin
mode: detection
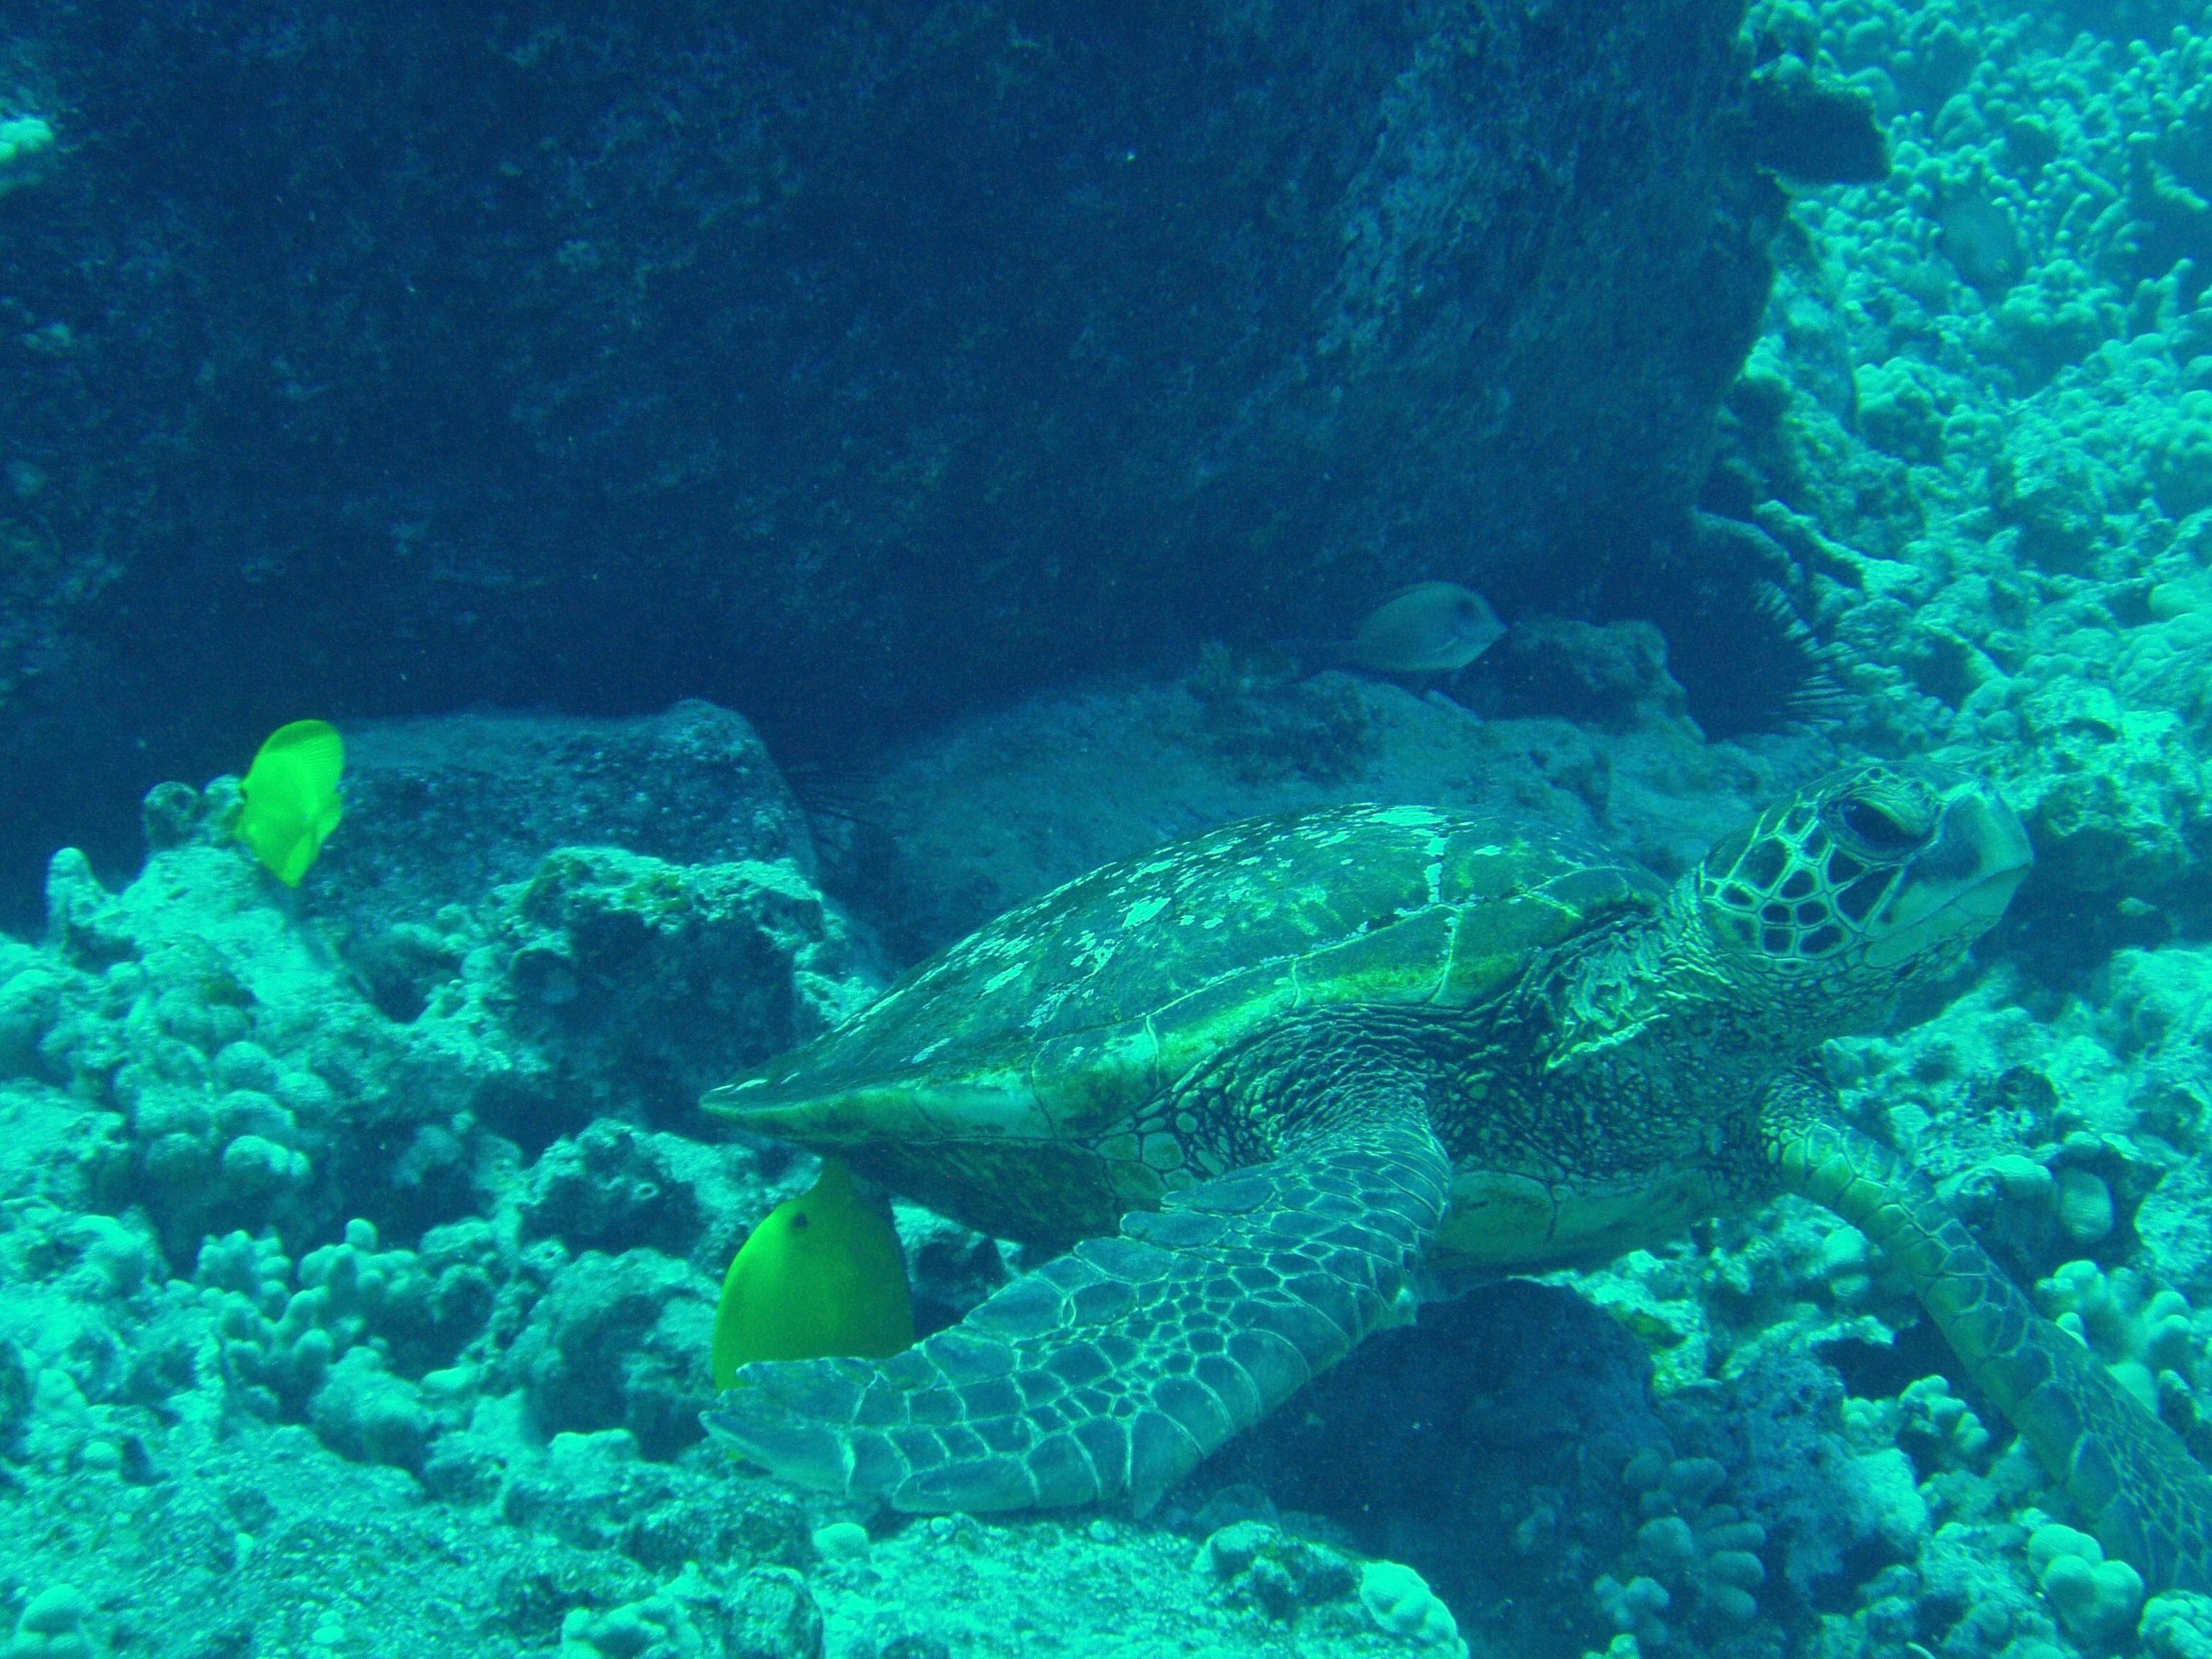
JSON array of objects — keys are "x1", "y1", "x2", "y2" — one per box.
[
  {"x1": 706, "y1": 1102, "x2": 1451, "y2": 1513},
  {"x1": 1762, "y1": 1074, "x2": 2212, "y2": 1593}
]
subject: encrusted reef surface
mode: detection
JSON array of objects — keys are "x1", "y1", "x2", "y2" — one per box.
[
  {"x1": 3, "y1": 695, "x2": 1555, "y2": 1659},
  {"x1": 6, "y1": 0, "x2": 2212, "y2": 1655},
  {"x1": 1726, "y1": 0, "x2": 2212, "y2": 945},
  {"x1": 0, "y1": 624, "x2": 2204, "y2": 1658},
  {"x1": 0, "y1": 0, "x2": 1775, "y2": 911}
]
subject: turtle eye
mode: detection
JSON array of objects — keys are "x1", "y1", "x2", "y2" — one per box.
[{"x1": 1839, "y1": 800, "x2": 1922, "y2": 854}]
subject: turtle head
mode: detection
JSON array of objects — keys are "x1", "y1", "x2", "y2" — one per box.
[{"x1": 1693, "y1": 763, "x2": 2031, "y2": 1001}]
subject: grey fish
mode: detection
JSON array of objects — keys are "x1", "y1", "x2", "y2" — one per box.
[
  {"x1": 1935, "y1": 191, "x2": 2024, "y2": 294},
  {"x1": 1342, "y1": 581, "x2": 1504, "y2": 675}
]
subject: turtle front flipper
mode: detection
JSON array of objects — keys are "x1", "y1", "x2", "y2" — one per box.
[
  {"x1": 706, "y1": 1105, "x2": 1451, "y2": 1513},
  {"x1": 1761, "y1": 1077, "x2": 2212, "y2": 1593}
]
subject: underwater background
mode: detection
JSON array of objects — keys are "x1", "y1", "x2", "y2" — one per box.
[{"x1": 4, "y1": 0, "x2": 2212, "y2": 1655}]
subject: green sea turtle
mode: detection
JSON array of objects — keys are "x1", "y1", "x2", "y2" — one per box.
[{"x1": 703, "y1": 763, "x2": 2212, "y2": 1590}]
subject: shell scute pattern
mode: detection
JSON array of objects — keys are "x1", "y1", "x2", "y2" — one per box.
[{"x1": 708, "y1": 807, "x2": 1652, "y2": 1171}]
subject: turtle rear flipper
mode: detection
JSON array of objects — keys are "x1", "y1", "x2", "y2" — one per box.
[
  {"x1": 1765, "y1": 1085, "x2": 2212, "y2": 1593},
  {"x1": 706, "y1": 1105, "x2": 1451, "y2": 1513}
]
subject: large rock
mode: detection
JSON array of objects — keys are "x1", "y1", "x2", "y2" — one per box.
[
  {"x1": 0, "y1": 0, "x2": 1778, "y2": 922},
  {"x1": 303, "y1": 700, "x2": 814, "y2": 946}
]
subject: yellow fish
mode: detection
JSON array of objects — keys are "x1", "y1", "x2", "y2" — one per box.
[
  {"x1": 237, "y1": 720, "x2": 345, "y2": 886},
  {"x1": 712, "y1": 1157, "x2": 915, "y2": 1389}
]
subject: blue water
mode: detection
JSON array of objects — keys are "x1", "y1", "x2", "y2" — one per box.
[{"x1": 1, "y1": 1, "x2": 2210, "y2": 1654}]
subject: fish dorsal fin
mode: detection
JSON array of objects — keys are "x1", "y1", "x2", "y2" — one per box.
[{"x1": 262, "y1": 720, "x2": 345, "y2": 794}]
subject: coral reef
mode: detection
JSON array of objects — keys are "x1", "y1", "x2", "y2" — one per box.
[
  {"x1": 4, "y1": 0, "x2": 2212, "y2": 1647},
  {"x1": 1731, "y1": 0, "x2": 2212, "y2": 953},
  {"x1": 8, "y1": 615, "x2": 2212, "y2": 1659}
]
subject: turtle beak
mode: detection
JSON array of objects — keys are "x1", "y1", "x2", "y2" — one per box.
[
  {"x1": 1864, "y1": 788, "x2": 2033, "y2": 970},
  {"x1": 1941, "y1": 790, "x2": 2034, "y2": 926}
]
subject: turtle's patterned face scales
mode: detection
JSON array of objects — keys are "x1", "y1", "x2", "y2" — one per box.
[{"x1": 1695, "y1": 762, "x2": 2033, "y2": 995}]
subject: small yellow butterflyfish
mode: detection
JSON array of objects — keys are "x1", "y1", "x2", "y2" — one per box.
[
  {"x1": 237, "y1": 719, "x2": 345, "y2": 886},
  {"x1": 712, "y1": 1157, "x2": 915, "y2": 1390}
]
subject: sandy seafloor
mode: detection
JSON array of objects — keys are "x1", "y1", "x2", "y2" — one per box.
[{"x1": 9, "y1": 0, "x2": 2212, "y2": 1655}]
